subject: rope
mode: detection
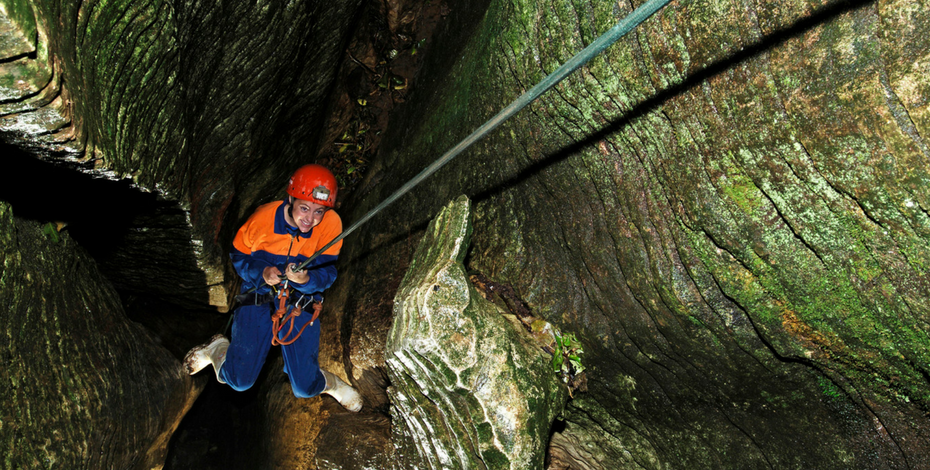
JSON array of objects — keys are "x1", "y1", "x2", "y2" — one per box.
[
  {"x1": 295, "y1": 0, "x2": 671, "y2": 271},
  {"x1": 243, "y1": 0, "x2": 671, "y2": 297},
  {"x1": 270, "y1": 289, "x2": 323, "y2": 345}
]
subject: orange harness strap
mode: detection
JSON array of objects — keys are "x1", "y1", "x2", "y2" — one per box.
[{"x1": 271, "y1": 287, "x2": 323, "y2": 346}]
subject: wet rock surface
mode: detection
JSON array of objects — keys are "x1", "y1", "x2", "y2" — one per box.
[
  {"x1": 0, "y1": 201, "x2": 201, "y2": 469},
  {"x1": 0, "y1": 0, "x2": 365, "y2": 311},
  {"x1": 337, "y1": 0, "x2": 930, "y2": 467},
  {"x1": 2, "y1": 0, "x2": 930, "y2": 467},
  {"x1": 385, "y1": 196, "x2": 568, "y2": 469}
]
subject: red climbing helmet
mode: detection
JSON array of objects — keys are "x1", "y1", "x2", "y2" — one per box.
[{"x1": 287, "y1": 164, "x2": 338, "y2": 207}]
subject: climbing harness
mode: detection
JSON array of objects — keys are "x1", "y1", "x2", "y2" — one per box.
[
  {"x1": 270, "y1": 282, "x2": 323, "y2": 346},
  {"x1": 232, "y1": 0, "x2": 671, "y2": 325},
  {"x1": 230, "y1": 280, "x2": 324, "y2": 345},
  {"x1": 231, "y1": 228, "x2": 329, "y2": 345},
  {"x1": 265, "y1": 231, "x2": 324, "y2": 345}
]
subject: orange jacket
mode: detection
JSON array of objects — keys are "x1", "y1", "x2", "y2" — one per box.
[{"x1": 230, "y1": 201, "x2": 342, "y2": 294}]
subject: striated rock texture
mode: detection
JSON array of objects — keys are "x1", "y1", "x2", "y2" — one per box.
[
  {"x1": 385, "y1": 195, "x2": 568, "y2": 469},
  {"x1": 0, "y1": 0, "x2": 363, "y2": 310},
  {"x1": 1, "y1": 0, "x2": 928, "y2": 466},
  {"x1": 1, "y1": 0, "x2": 367, "y2": 466},
  {"x1": 0, "y1": 201, "x2": 201, "y2": 470},
  {"x1": 334, "y1": 0, "x2": 930, "y2": 467}
]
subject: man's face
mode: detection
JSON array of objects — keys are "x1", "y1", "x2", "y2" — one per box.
[{"x1": 289, "y1": 198, "x2": 327, "y2": 232}]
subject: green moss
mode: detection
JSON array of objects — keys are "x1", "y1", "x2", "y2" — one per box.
[
  {"x1": 719, "y1": 172, "x2": 765, "y2": 214},
  {"x1": 364, "y1": 0, "x2": 930, "y2": 465},
  {"x1": 479, "y1": 446, "x2": 510, "y2": 468},
  {"x1": 817, "y1": 375, "x2": 844, "y2": 400},
  {"x1": 476, "y1": 420, "x2": 494, "y2": 443},
  {"x1": 0, "y1": 0, "x2": 37, "y2": 42}
]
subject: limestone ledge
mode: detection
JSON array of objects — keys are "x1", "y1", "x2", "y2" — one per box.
[{"x1": 386, "y1": 195, "x2": 568, "y2": 470}]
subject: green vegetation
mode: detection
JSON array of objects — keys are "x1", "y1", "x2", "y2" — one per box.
[{"x1": 552, "y1": 330, "x2": 585, "y2": 380}]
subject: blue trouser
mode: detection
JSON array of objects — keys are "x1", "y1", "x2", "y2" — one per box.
[{"x1": 218, "y1": 302, "x2": 326, "y2": 398}]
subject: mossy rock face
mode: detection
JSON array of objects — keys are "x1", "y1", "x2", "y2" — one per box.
[
  {"x1": 338, "y1": 0, "x2": 930, "y2": 467},
  {"x1": 0, "y1": 201, "x2": 200, "y2": 469},
  {"x1": 0, "y1": 0, "x2": 362, "y2": 310},
  {"x1": 385, "y1": 195, "x2": 568, "y2": 469},
  {"x1": 1, "y1": 0, "x2": 929, "y2": 466}
]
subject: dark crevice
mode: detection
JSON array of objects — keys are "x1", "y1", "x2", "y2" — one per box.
[
  {"x1": 716, "y1": 405, "x2": 776, "y2": 470},
  {"x1": 0, "y1": 48, "x2": 37, "y2": 64},
  {"x1": 0, "y1": 142, "x2": 213, "y2": 308},
  {"x1": 755, "y1": 182, "x2": 828, "y2": 267},
  {"x1": 1, "y1": 143, "x2": 150, "y2": 256},
  {"x1": 708, "y1": 270, "x2": 813, "y2": 367},
  {"x1": 164, "y1": 362, "x2": 271, "y2": 470}
]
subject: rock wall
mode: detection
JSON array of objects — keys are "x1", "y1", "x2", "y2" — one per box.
[
  {"x1": 0, "y1": 201, "x2": 200, "y2": 469},
  {"x1": 335, "y1": 0, "x2": 930, "y2": 467},
  {"x1": 0, "y1": 0, "x2": 366, "y2": 467},
  {"x1": 0, "y1": 0, "x2": 363, "y2": 310},
  {"x1": 2, "y1": 0, "x2": 928, "y2": 466}
]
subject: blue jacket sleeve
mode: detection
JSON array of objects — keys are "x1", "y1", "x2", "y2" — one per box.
[
  {"x1": 230, "y1": 246, "x2": 274, "y2": 292},
  {"x1": 289, "y1": 254, "x2": 338, "y2": 295}
]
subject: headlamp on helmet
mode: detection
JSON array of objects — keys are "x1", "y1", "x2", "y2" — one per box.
[{"x1": 287, "y1": 164, "x2": 338, "y2": 208}]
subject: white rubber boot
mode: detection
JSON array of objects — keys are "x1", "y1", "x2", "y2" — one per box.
[
  {"x1": 321, "y1": 370, "x2": 363, "y2": 412},
  {"x1": 183, "y1": 334, "x2": 229, "y2": 384}
]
